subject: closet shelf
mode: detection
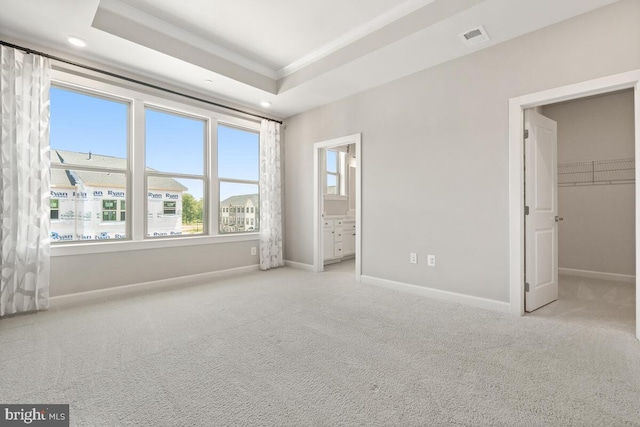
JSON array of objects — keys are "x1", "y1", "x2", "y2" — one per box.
[{"x1": 558, "y1": 157, "x2": 635, "y2": 186}]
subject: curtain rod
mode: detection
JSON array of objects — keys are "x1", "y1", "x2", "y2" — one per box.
[{"x1": 0, "y1": 40, "x2": 283, "y2": 125}]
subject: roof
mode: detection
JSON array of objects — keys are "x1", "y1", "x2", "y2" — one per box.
[
  {"x1": 51, "y1": 150, "x2": 188, "y2": 192},
  {"x1": 221, "y1": 194, "x2": 259, "y2": 207}
]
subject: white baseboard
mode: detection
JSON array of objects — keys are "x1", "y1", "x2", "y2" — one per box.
[
  {"x1": 361, "y1": 275, "x2": 511, "y2": 313},
  {"x1": 559, "y1": 268, "x2": 636, "y2": 284},
  {"x1": 284, "y1": 260, "x2": 316, "y2": 272},
  {"x1": 50, "y1": 264, "x2": 260, "y2": 308}
]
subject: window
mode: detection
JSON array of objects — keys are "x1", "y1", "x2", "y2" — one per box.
[
  {"x1": 218, "y1": 125, "x2": 260, "y2": 234},
  {"x1": 325, "y1": 148, "x2": 349, "y2": 196},
  {"x1": 163, "y1": 201, "x2": 177, "y2": 215},
  {"x1": 50, "y1": 199, "x2": 59, "y2": 220},
  {"x1": 146, "y1": 108, "x2": 205, "y2": 237},
  {"x1": 49, "y1": 72, "x2": 262, "y2": 249},
  {"x1": 102, "y1": 200, "x2": 117, "y2": 221},
  {"x1": 326, "y1": 149, "x2": 339, "y2": 195},
  {"x1": 50, "y1": 86, "x2": 129, "y2": 242}
]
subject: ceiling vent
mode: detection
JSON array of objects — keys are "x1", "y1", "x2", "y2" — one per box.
[{"x1": 459, "y1": 25, "x2": 489, "y2": 47}]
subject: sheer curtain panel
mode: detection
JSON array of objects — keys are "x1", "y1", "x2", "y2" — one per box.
[
  {"x1": 259, "y1": 120, "x2": 283, "y2": 270},
  {"x1": 0, "y1": 47, "x2": 51, "y2": 316}
]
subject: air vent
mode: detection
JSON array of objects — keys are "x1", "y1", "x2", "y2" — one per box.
[{"x1": 459, "y1": 25, "x2": 489, "y2": 47}]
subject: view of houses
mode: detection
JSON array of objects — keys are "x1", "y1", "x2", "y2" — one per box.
[
  {"x1": 50, "y1": 150, "x2": 259, "y2": 241},
  {"x1": 219, "y1": 194, "x2": 259, "y2": 233}
]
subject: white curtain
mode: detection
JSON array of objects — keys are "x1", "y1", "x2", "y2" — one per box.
[
  {"x1": 259, "y1": 119, "x2": 283, "y2": 270},
  {"x1": 0, "y1": 47, "x2": 51, "y2": 316}
]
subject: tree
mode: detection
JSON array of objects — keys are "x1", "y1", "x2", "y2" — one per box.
[{"x1": 182, "y1": 193, "x2": 202, "y2": 224}]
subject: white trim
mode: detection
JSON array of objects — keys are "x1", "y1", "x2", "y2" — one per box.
[
  {"x1": 284, "y1": 260, "x2": 316, "y2": 272},
  {"x1": 131, "y1": 99, "x2": 145, "y2": 241},
  {"x1": 508, "y1": 69, "x2": 640, "y2": 340},
  {"x1": 635, "y1": 80, "x2": 640, "y2": 341},
  {"x1": 52, "y1": 233, "x2": 259, "y2": 257},
  {"x1": 277, "y1": 0, "x2": 436, "y2": 78},
  {"x1": 313, "y1": 134, "x2": 362, "y2": 281},
  {"x1": 49, "y1": 264, "x2": 260, "y2": 308},
  {"x1": 96, "y1": 0, "x2": 277, "y2": 79},
  {"x1": 559, "y1": 268, "x2": 636, "y2": 284},
  {"x1": 361, "y1": 275, "x2": 510, "y2": 314}
]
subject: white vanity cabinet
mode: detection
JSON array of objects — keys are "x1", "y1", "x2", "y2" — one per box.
[
  {"x1": 323, "y1": 219, "x2": 335, "y2": 260},
  {"x1": 323, "y1": 218, "x2": 343, "y2": 261},
  {"x1": 342, "y1": 219, "x2": 356, "y2": 257},
  {"x1": 323, "y1": 216, "x2": 355, "y2": 263}
]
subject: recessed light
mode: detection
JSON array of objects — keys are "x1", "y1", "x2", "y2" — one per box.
[
  {"x1": 260, "y1": 101, "x2": 271, "y2": 108},
  {"x1": 67, "y1": 36, "x2": 87, "y2": 47}
]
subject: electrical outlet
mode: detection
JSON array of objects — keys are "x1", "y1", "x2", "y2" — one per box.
[
  {"x1": 427, "y1": 255, "x2": 436, "y2": 267},
  {"x1": 410, "y1": 253, "x2": 417, "y2": 264},
  {"x1": 251, "y1": 247, "x2": 257, "y2": 255}
]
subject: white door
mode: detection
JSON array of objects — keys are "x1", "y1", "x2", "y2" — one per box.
[{"x1": 525, "y1": 110, "x2": 559, "y2": 312}]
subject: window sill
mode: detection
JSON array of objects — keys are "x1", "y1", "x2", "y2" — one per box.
[{"x1": 51, "y1": 233, "x2": 260, "y2": 257}]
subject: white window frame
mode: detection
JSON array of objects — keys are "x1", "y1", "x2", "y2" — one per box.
[
  {"x1": 50, "y1": 82, "x2": 132, "y2": 241},
  {"x1": 217, "y1": 123, "x2": 260, "y2": 235},
  {"x1": 50, "y1": 70, "x2": 261, "y2": 257},
  {"x1": 325, "y1": 148, "x2": 339, "y2": 195},
  {"x1": 324, "y1": 149, "x2": 348, "y2": 201},
  {"x1": 144, "y1": 105, "x2": 208, "y2": 239}
]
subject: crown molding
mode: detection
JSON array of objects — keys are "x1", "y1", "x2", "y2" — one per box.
[{"x1": 276, "y1": 0, "x2": 436, "y2": 79}]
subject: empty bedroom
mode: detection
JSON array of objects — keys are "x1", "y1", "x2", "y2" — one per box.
[{"x1": 1, "y1": 0, "x2": 639, "y2": 425}]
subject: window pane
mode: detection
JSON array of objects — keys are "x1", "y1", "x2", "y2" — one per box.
[
  {"x1": 50, "y1": 198, "x2": 59, "y2": 220},
  {"x1": 146, "y1": 109, "x2": 205, "y2": 175},
  {"x1": 147, "y1": 177, "x2": 204, "y2": 237},
  {"x1": 50, "y1": 87, "x2": 128, "y2": 163},
  {"x1": 218, "y1": 125, "x2": 259, "y2": 181},
  {"x1": 327, "y1": 150, "x2": 337, "y2": 173},
  {"x1": 327, "y1": 174, "x2": 337, "y2": 194},
  {"x1": 219, "y1": 182, "x2": 259, "y2": 234},
  {"x1": 50, "y1": 170, "x2": 127, "y2": 241}
]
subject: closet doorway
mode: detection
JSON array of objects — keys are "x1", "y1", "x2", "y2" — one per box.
[
  {"x1": 524, "y1": 91, "x2": 635, "y2": 334},
  {"x1": 508, "y1": 70, "x2": 640, "y2": 340}
]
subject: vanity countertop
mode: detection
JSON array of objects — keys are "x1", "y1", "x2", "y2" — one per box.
[{"x1": 324, "y1": 215, "x2": 355, "y2": 220}]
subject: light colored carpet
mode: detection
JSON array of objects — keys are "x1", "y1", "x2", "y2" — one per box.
[
  {"x1": 528, "y1": 274, "x2": 636, "y2": 335},
  {"x1": 1, "y1": 266, "x2": 639, "y2": 426}
]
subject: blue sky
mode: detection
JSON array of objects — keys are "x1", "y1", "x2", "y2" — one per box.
[{"x1": 50, "y1": 87, "x2": 259, "y2": 201}]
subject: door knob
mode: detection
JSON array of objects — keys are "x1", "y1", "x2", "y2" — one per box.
[{"x1": 555, "y1": 216, "x2": 564, "y2": 222}]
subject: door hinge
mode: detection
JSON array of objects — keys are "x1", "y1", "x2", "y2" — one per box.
[
  {"x1": 524, "y1": 206, "x2": 529, "y2": 215},
  {"x1": 524, "y1": 129, "x2": 529, "y2": 139},
  {"x1": 525, "y1": 282, "x2": 530, "y2": 292}
]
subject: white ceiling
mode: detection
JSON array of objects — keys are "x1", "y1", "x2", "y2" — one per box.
[
  {"x1": 119, "y1": 0, "x2": 419, "y2": 70},
  {"x1": 0, "y1": 0, "x2": 621, "y2": 119}
]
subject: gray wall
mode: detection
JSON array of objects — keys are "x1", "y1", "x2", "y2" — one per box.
[
  {"x1": 542, "y1": 90, "x2": 635, "y2": 276},
  {"x1": 51, "y1": 240, "x2": 258, "y2": 297},
  {"x1": 283, "y1": 0, "x2": 640, "y2": 303}
]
